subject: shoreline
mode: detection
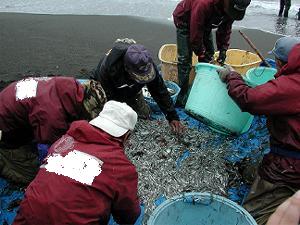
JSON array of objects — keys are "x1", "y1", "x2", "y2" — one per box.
[{"x1": 0, "y1": 12, "x2": 282, "y2": 81}]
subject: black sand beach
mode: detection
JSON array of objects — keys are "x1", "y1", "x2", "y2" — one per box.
[{"x1": 0, "y1": 13, "x2": 282, "y2": 81}]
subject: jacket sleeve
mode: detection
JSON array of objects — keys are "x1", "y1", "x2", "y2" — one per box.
[
  {"x1": 189, "y1": 2, "x2": 210, "y2": 55},
  {"x1": 216, "y1": 19, "x2": 233, "y2": 51},
  {"x1": 147, "y1": 67, "x2": 179, "y2": 122},
  {"x1": 112, "y1": 165, "x2": 141, "y2": 225},
  {"x1": 225, "y1": 72, "x2": 300, "y2": 115}
]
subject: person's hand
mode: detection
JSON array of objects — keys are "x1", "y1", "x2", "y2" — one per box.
[
  {"x1": 217, "y1": 65, "x2": 234, "y2": 82},
  {"x1": 169, "y1": 120, "x2": 186, "y2": 134},
  {"x1": 217, "y1": 49, "x2": 227, "y2": 65},
  {"x1": 266, "y1": 190, "x2": 300, "y2": 225}
]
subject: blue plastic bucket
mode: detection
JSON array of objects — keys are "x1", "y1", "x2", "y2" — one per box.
[
  {"x1": 259, "y1": 58, "x2": 276, "y2": 68},
  {"x1": 244, "y1": 67, "x2": 277, "y2": 87},
  {"x1": 185, "y1": 63, "x2": 254, "y2": 135},
  {"x1": 77, "y1": 79, "x2": 89, "y2": 84},
  {"x1": 147, "y1": 192, "x2": 257, "y2": 225},
  {"x1": 144, "y1": 80, "x2": 180, "y2": 112}
]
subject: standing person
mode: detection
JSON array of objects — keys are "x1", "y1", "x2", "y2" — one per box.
[
  {"x1": 0, "y1": 76, "x2": 106, "y2": 184},
  {"x1": 13, "y1": 101, "x2": 141, "y2": 225},
  {"x1": 218, "y1": 36, "x2": 300, "y2": 225},
  {"x1": 91, "y1": 38, "x2": 185, "y2": 134},
  {"x1": 278, "y1": 0, "x2": 291, "y2": 17},
  {"x1": 173, "y1": 0, "x2": 251, "y2": 107}
]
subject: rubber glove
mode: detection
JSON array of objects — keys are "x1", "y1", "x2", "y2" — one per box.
[
  {"x1": 169, "y1": 120, "x2": 186, "y2": 134},
  {"x1": 217, "y1": 65, "x2": 234, "y2": 82},
  {"x1": 217, "y1": 49, "x2": 227, "y2": 65}
]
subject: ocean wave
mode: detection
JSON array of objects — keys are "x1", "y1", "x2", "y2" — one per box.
[
  {"x1": 248, "y1": 0, "x2": 299, "y2": 16},
  {"x1": 0, "y1": 0, "x2": 299, "y2": 16}
]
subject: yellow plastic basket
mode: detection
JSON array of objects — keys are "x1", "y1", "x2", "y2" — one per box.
[
  {"x1": 158, "y1": 44, "x2": 198, "y2": 85},
  {"x1": 215, "y1": 49, "x2": 262, "y2": 75}
]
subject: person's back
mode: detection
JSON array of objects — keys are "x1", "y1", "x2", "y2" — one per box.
[
  {"x1": 0, "y1": 76, "x2": 85, "y2": 146},
  {"x1": 13, "y1": 101, "x2": 140, "y2": 225}
]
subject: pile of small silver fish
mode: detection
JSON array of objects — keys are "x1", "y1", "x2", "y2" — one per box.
[{"x1": 125, "y1": 119, "x2": 232, "y2": 221}]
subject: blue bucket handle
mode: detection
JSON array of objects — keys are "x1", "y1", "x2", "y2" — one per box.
[{"x1": 182, "y1": 194, "x2": 213, "y2": 206}]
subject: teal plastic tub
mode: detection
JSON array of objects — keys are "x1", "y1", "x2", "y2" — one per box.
[
  {"x1": 244, "y1": 67, "x2": 277, "y2": 87},
  {"x1": 185, "y1": 63, "x2": 254, "y2": 135},
  {"x1": 147, "y1": 192, "x2": 257, "y2": 225}
]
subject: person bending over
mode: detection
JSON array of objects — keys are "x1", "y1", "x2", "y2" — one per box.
[
  {"x1": 0, "y1": 76, "x2": 106, "y2": 184},
  {"x1": 91, "y1": 38, "x2": 185, "y2": 134},
  {"x1": 14, "y1": 101, "x2": 141, "y2": 225}
]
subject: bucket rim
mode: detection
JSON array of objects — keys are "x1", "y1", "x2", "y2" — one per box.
[
  {"x1": 244, "y1": 66, "x2": 278, "y2": 87},
  {"x1": 246, "y1": 66, "x2": 278, "y2": 74},
  {"x1": 147, "y1": 192, "x2": 257, "y2": 225}
]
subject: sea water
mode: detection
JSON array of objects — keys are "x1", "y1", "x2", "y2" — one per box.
[{"x1": 0, "y1": 0, "x2": 299, "y2": 36}]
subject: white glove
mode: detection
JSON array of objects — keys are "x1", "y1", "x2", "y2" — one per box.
[{"x1": 217, "y1": 65, "x2": 235, "y2": 82}]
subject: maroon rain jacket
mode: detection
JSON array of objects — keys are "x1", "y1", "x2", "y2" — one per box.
[
  {"x1": 173, "y1": 0, "x2": 233, "y2": 55},
  {"x1": 0, "y1": 77, "x2": 84, "y2": 145},
  {"x1": 13, "y1": 120, "x2": 141, "y2": 225},
  {"x1": 224, "y1": 44, "x2": 300, "y2": 188}
]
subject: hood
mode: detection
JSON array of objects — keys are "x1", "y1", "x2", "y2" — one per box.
[
  {"x1": 276, "y1": 44, "x2": 300, "y2": 77},
  {"x1": 66, "y1": 120, "x2": 123, "y2": 148}
]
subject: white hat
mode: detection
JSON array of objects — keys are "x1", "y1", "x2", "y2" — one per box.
[{"x1": 89, "y1": 100, "x2": 138, "y2": 137}]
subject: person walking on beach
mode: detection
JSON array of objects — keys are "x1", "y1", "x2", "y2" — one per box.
[
  {"x1": 91, "y1": 38, "x2": 185, "y2": 134},
  {"x1": 0, "y1": 77, "x2": 106, "y2": 184},
  {"x1": 218, "y1": 36, "x2": 300, "y2": 225},
  {"x1": 173, "y1": 0, "x2": 251, "y2": 107},
  {"x1": 278, "y1": 0, "x2": 291, "y2": 17},
  {"x1": 13, "y1": 101, "x2": 141, "y2": 225}
]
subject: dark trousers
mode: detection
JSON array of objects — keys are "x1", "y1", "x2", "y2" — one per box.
[
  {"x1": 0, "y1": 142, "x2": 39, "y2": 185},
  {"x1": 279, "y1": 0, "x2": 291, "y2": 17},
  {"x1": 176, "y1": 24, "x2": 215, "y2": 107},
  {"x1": 176, "y1": 23, "x2": 193, "y2": 107},
  {"x1": 243, "y1": 175, "x2": 296, "y2": 225}
]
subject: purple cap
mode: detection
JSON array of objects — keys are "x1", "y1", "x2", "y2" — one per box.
[{"x1": 124, "y1": 44, "x2": 156, "y2": 84}]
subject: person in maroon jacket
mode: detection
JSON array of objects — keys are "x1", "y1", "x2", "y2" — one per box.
[
  {"x1": 173, "y1": 0, "x2": 251, "y2": 106},
  {"x1": 0, "y1": 76, "x2": 106, "y2": 184},
  {"x1": 13, "y1": 100, "x2": 141, "y2": 225},
  {"x1": 218, "y1": 36, "x2": 300, "y2": 225}
]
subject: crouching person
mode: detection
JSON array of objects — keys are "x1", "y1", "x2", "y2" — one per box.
[
  {"x1": 13, "y1": 100, "x2": 141, "y2": 225},
  {"x1": 0, "y1": 77, "x2": 106, "y2": 185},
  {"x1": 91, "y1": 38, "x2": 185, "y2": 134}
]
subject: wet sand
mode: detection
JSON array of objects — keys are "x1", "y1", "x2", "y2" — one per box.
[{"x1": 0, "y1": 13, "x2": 282, "y2": 81}]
